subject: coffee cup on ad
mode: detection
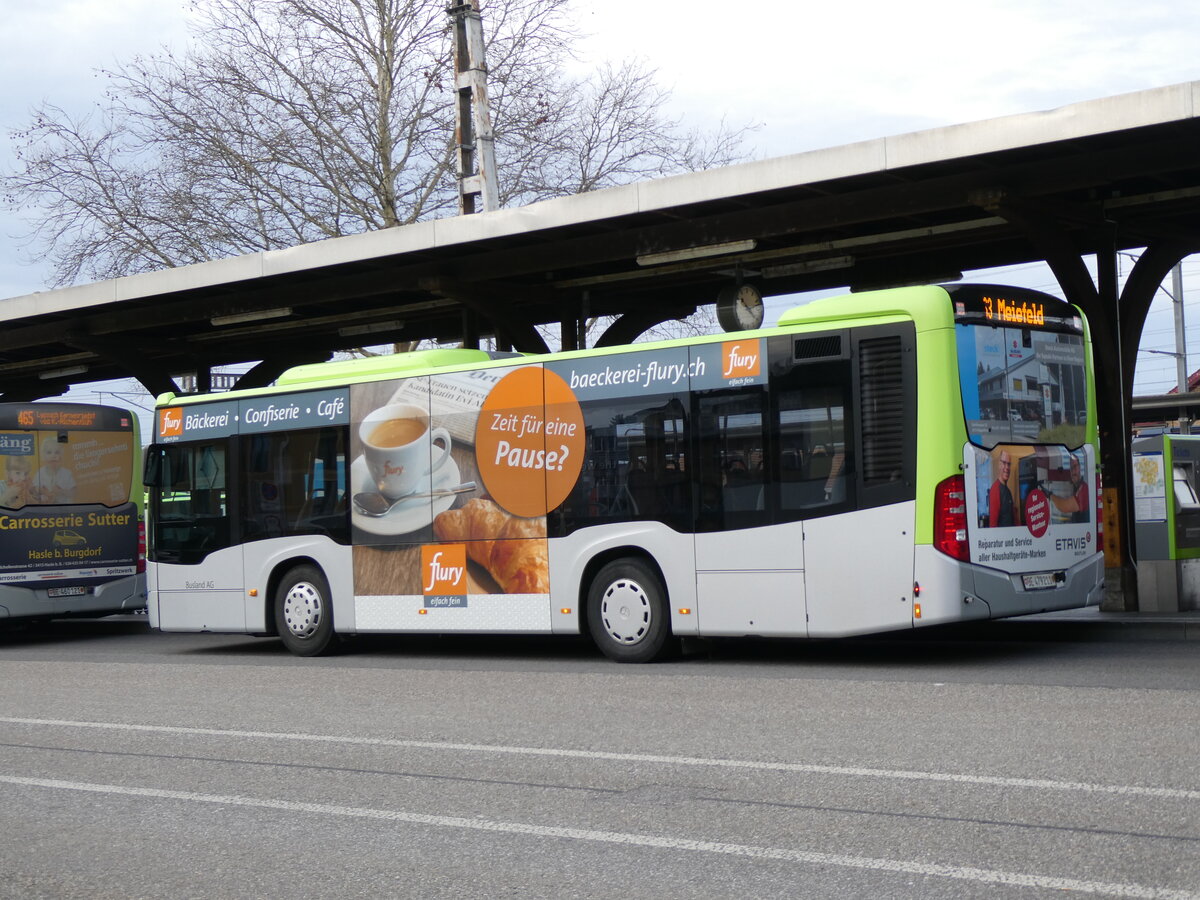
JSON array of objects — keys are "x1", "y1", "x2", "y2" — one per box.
[{"x1": 360, "y1": 403, "x2": 452, "y2": 500}]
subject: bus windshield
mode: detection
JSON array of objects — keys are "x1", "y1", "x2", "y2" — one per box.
[{"x1": 955, "y1": 322, "x2": 1088, "y2": 450}]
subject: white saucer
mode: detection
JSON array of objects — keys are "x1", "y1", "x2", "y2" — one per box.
[{"x1": 351, "y1": 455, "x2": 463, "y2": 537}]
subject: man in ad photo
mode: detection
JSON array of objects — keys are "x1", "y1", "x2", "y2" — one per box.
[{"x1": 989, "y1": 449, "x2": 1017, "y2": 527}]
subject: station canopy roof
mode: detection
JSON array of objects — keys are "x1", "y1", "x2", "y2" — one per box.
[{"x1": 2, "y1": 81, "x2": 1200, "y2": 395}]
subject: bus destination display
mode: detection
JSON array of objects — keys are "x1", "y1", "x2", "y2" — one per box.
[
  {"x1": 949, "y1": 284, "x2": 1082, "y2": 333},
  {"x1": 0, "y1": 403, "x2": 134, "y2": 431},
  {"x1": 980, "y1": 295, "x2": 1043, "y2": 326}
]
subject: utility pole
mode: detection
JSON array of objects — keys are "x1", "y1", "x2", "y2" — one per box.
[
  {"x1": 1172, "y1": 263, "x2": 1190, "y2": 432},
  {"x1": 447, "y1": 0, "x2": 499, "y2": 215}
]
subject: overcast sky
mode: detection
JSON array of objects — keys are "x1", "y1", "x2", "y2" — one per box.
[{"x1": 2, "y1": 0, "x2": 1200, "y2": 398}]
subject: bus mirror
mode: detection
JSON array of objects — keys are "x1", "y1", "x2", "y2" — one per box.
[{"x1": 142, "y1": 446, "x2": 162, "y2": 488}]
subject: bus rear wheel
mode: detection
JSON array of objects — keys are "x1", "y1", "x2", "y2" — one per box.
[
  {"x1": 275, "y1": 564, "x2": 338, "y2": 657},
  {"x1": 587, "y1": 558, "x2": 672, "y2": 663}
]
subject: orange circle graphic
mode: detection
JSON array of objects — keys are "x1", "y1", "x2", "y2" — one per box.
[{"x1": 475, "y1": 367, "x2": 585, "y2": 518}]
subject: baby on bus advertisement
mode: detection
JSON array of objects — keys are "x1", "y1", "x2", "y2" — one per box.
[
  {"x1": 965, "y1": 442, "x2": 1096, "y2": 573},
  {"x1": 349, "y1": 364, "x2": 585, "y2": 611},
  {"x1": 0, "y1": 433, "x2": 35, "y2": 508}
]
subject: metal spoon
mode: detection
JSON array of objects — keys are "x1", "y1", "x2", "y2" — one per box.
[{"x1": 352, "y1": 481, "x2": 477, "y2": 517}]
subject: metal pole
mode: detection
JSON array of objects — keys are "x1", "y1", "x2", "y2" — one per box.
[
  {"x1": 1172, "y1": 263, "x2": 1189, "y2": 432},
  {"x1": 448, "y1": 0, "x2": 499, "y2": 215}
]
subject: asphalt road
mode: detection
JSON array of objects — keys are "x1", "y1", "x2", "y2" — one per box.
[{"x1": 0, "y1": 618, "x2": 1197, "y2": 899}]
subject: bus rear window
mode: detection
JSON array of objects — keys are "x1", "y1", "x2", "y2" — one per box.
[{"x1": 955, "y1": 323, "x2": 1088, "y2": 449}]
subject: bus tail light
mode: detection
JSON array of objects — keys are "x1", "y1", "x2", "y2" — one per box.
[
  {"x1": 1095, "y1": 468, "x2": 1104, "y2": 545},
  {"x1": 137, "y1": 520, "x2": 146, "y2": 573},
  {"x1": 934, "y1": 474, "x2": 970, "y2": 561}
]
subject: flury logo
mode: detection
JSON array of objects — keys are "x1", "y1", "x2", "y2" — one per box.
[
  {"x1": 159, "y1": 408, "x2": 183, "y2": 438},
  {"x1": 421, "y1": 544, "x2": 466, "y2": 596},
  {"x1": 721, "y1": 341, "x2": 761, "y2": 379}
]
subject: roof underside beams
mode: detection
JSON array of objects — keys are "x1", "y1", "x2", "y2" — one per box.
[{"x1": 2, "y1": 112, "x2": 1199, "y2": 397}]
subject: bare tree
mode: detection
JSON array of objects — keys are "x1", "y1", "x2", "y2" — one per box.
[
  {"x1": 498, "y1": 58, "x2": 749, "y2": 205},
  {"x1": 5, "y1": 0, "x2": 752, "y2": 288}
]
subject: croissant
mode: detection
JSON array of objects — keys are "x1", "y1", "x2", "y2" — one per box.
[{"x1": 432, "y1": 498, "x2": 549, "y2": 594}]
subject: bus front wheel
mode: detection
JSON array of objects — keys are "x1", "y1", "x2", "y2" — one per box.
[
  {"x1": 274, "y1": 565, "x2": 338, "y2": 657},
  {"x1": 586, "y1": 558, "x2": 672, "y2": 663}
]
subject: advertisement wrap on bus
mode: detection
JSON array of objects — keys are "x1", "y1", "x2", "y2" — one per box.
[{"x1": 349, "y1": 340, "x2": 761, "y2": 617}]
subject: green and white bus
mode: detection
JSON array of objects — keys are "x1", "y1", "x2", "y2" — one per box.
[
  {"x1": 0, "y1": 402, "x2": 146, "y2": 621},
  {"x1": 142, "y1": 284, "x2": 1104, "y2": 661}
]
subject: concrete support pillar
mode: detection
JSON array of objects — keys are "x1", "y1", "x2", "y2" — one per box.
[{"x1": 1094, "y1": 234, "x2": 1140, "y2": 609}]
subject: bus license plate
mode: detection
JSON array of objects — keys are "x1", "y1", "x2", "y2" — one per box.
[
  {"x1": 1021, "y1": 573, "x2": 1057, "y2": 591},
  {"x1": 47, "y1": 586, "x2": 89, "y2": 598}
]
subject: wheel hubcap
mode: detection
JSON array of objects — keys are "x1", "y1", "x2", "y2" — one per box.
[
  {"x1": 600, "y1": 578, "x2": 651, "y2": 645},
  {"x1": 283, "y1": 581, "x2": 322, "y2": 639}
]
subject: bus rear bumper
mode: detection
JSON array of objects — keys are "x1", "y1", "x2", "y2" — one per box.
[
  {"x1": 914, "y1": 546, "x2": 1105, "y2": 626},
  {"x1": 0, "y1": 574, "x2": 146, "y2": 622}
]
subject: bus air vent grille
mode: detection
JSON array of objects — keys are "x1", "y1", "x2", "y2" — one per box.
[
  {"x1": 794, "y1": 335, "x2": 842, "y2": 361},
  {"x1": 859, "y1": 336, "x2": 905, "y2": 485}
]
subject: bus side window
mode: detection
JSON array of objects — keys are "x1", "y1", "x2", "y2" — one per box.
[
  {"x1": 238, "y1": 426, "x2": 349, "y2": 545},
  {"x1": 693, "y1": 387, "x2": 769, "y2": 532},
  {"x1": 774, "y1": 372, "x2": 852, "y2": 521},
  {"x1": 559, "y1": 393, "x2": 689, "y2": 533}
]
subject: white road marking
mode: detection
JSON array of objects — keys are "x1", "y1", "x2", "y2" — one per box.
[
  {"x1": 0, "y1": 773, "x2": 1195, "y2": 900},
  {"x1": 1, "y1": 715, "x2": 1196, "y2": 802}
]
